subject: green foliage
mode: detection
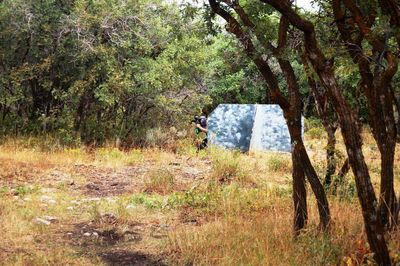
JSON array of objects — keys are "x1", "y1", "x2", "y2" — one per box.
[
  {"x1": 14, "y1": 185, "x2": 39, "y2": 196},
  {"x1": 0, "y1": 0, "x2": 212, "y2": 146},
  {"x1": 306, "y1": 127, "x2": 325, "y2": 139}
]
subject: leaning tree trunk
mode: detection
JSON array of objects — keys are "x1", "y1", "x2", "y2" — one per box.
[
  {"x1": 300, "y1": 52, "x2": 338, "y2": 187},
  {"x1": 291, "y1": 121, "x2": 308, "y2": 233},
  {"x1": 287, "y1": 121, "x2": 330, "y2": 229},
  {"x1": 332, "y1": 0, "x2": 398, "y2": 230},
  {"x1": 259, "y1": 1, "x2": 391, "y2": 264}
]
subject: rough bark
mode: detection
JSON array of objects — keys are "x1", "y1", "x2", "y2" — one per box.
[
  {"x1": 291, "y1": 120, "x2": 308, "y2": 233},
  {"x1": 390, "y1": 87, "x2": 400, "y2": 138},
  {"x1": 300, "y1": 52, "x2": 338, "y2": 186},
  {"x1": 338, "y1": 158, "x2": 350, "y2": 179},
  {"x1": 332, "y1": 0, "x2": 398, "y2": 230},
  {"x1": 259, "y1": 0, "x2": 391, "y2": 264}
]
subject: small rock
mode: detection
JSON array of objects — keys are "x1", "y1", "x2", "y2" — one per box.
[
  {"x1": 126, "y1": 204, "x2": 136, "y2": 209},
  {"x1": 41, "y1": 195, "x2": 57, "y2": 204},
  {"x1": 41, "y1": 188, "x2": 55, "y2": 193},
  {"x1": 92, "y1": 232, "x2": 99, "y2": 237},
  {"x1": 23, "y1": 197, "x2": 32, "y2": 202},
  {"x1": 106, "y1": 197, "x2": 116, "y2": 203},
  {"x1": 160, "y1": 224, "x2": 169, "y2": 229},
  {"x1": 83, "y1": 232, "x2": 91, "y2": 237},
  {"x1": 40, "y1": 195, "x2": 53, "y2": 202},
  {"x1": 42, "y1": 215, "x2": 58, "y2": 222},
  {"x1": 70, "y1": 200, "x2": 80, "y2": 205},
  {"x1": 67, "y1": 206, "x2": 74, "y2": 211},
  {"x1": 87, "y1": 197, "x2": 101, "y2": 202},
  {"x1": 110, "y1": 182, "x2": 118, "y2": 186},
  {"x1": 86, "y1": 183, "x2": 99, "y2": 190},
  {"x1": 33, "y1": 218, "x2": 51, "y2": 225}
]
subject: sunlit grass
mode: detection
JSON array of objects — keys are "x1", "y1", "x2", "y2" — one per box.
[{"x1": 0, "y1": 128, "x2": 400, "y2": 265}]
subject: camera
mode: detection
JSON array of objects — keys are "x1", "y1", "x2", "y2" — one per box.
[{"x1": 191, "y1": 115, "x2": 201, "y2": 124}]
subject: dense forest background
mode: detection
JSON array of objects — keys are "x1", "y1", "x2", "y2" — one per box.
[
  {"x1": 0, "y1": 0, "x2": 264, "y2": 146},
  {"x1": 3, "y1": 0, "x2": 397, "y2": 146}
]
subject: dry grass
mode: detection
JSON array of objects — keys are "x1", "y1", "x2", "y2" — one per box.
[
  {"x1": 144, "y1": 168, "x2": 176, "y2": 194},
  {"x1": 0, "y1": 128, "x2": 400, "y2": 265}
]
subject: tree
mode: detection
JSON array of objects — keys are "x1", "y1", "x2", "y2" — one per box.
[
  {"x1": 0, "y1": 0, "x2": 212, "y2": 145},
  {"x1": 331, "y1": 0, "x2": 399, "y2": 230},
  {"x1": 258, "y1": 0, "x2": 391, "y2": 264},
  {"x1": 208, "y1": 0, "x2": 331, "y2": 232}
]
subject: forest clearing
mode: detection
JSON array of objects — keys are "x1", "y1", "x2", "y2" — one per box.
[
  {"x1": 0, "y1": 129, "x2": 399, "y2": 265},
  {"x1": 1, "y1": 0, "x2": 400, "y2": 265}
]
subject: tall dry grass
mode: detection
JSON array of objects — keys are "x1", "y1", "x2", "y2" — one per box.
[{"x1": 1, "y1": 127, "x2": 400, "y2": 265}]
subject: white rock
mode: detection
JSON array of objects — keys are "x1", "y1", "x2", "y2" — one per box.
[
  {"x1": 83, "y1": 232, "x2": 91, "y2": 237},
  {"x1": 106, "y1": 197, "x2": 116, "y2": 203},
  {"x1": 47, "y1": 199, "x2": 57, "y2": 204},
  {"x1": 92, "y1": 232, "x2": 99, "y2": 237},
  {"x1": 70, "y1": 200, "x2": 80, "y2": 205},
  {"x1": 126, "y1": 204, "x2": 136, "y2": 209},
  {"x1": 67, "y1": 206, "x2": 74, "y2": 211},
  {"x1": 41, "y1": 188, "x2": 55, "y2": 193},
  {"x1": 41, "y1": 195, "x2": 54, "y2": 202},
  {"x1": 33, "y1": 218, "x2": 51, "y2": 225},
  {"x1": 86, "y1": 197, "x2": 101, "y2": 202},
  {"x1": 42, "y1": 215, "x2": 58, "y2": 222}
]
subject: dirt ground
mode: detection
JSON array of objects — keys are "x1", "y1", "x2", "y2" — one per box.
[{"x1": 0, "y1": 151, "x2": 213, "y2": 265}]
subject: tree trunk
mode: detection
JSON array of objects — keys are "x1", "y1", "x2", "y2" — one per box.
[
  {"x1": 390, "y1": 87, "x2": 400, "y2": 138},
  {"x1": 288, "y1": 123, "x2": 330, "y2": 229},
  {"x1": 325, "y1": 127, "x2": 336, "y2": 186},
  {"x1": 258, "y1": 1, "x2": 391, "y2": 263},
  {"x1": 291, "y1": 133, "x2": 308, "y2": 233},
  {"x1": 300, "y1": 51, "x2": 338, "y2": 187},
  {"x1": 332, "y1": 0, "x2": 398, "y2": 230},
  {"x1": 379, "y1": 146, "x2": 397, "y2": 229}
]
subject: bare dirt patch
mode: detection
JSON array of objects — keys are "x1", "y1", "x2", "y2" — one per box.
[
  {"x1": 61, "y1": 212, "x2": 172, "y2": 265},
  {"x1": 73, "y1": 160, "x2": 211, "y2": 197},
  {"x1": 73, "y1": 165, "x2": 147, "y2": 196},
  {"x1": 100, "y1": 250, "x2": 166, "y2": 266}
]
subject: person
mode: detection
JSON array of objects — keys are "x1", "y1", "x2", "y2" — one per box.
[{"x1": 193, "y1": 115, "x2": 208, "y2": 150}]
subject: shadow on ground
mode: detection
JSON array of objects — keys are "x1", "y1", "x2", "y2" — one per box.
[{"x1": 100, "y1": 250, "x2": 166, "y2": 266}]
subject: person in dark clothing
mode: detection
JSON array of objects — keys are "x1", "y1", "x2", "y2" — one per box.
[{"x1": 193, "y1": 115, "x2": 208, "y2": 150}]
